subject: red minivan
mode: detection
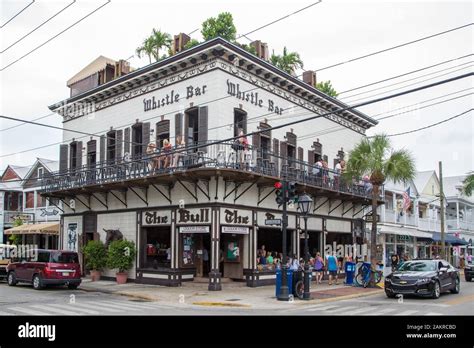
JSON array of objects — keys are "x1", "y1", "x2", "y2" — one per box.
[{"x1": 7, "y1": 249, "x2": 81, "y2": 290}]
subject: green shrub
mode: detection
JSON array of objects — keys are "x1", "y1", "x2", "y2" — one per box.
[
  {"x1": 82, "y1": 240, "x2": 107, "y2": 271},
  {"x1": 107, "y1": 239, "x2": 136, "y2": 273}
]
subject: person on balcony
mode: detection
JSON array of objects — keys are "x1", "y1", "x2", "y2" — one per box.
[
  {"x1": 161, "y1": 139, "x2": 173, "y2": 168},
  {"x1": 321, "y1": 160, "x2": 329, "y2": 186},
  {"x1": 173, "y1": 135, "x2": 186, "y2": 168},
  {"x1": 146, "y1": 143, "x2": 159, "y2": 173},
  {"x1": 236, "y1": 129, "x2": 249, "y2": 169}
]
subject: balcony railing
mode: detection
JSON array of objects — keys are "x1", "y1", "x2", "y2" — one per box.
[
  {"x1": 41, "y1": 141, "x2": 380, "y2": 200},
  {"x1": 418, "y1": 218, "x2": 441, "y2": 232},
  {"x1": 382, "y1": 209, "x2": 416, "y2": 226},
  {"x1": 447, "y1": 219, "x2": 474, "y2": 231}
]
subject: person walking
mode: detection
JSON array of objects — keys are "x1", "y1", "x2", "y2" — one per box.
[
  {"x1": 314, "y1": 252, "x2": 324, "y2": 284},
  {"x1": 326, "y1": 251, "x2": 339, "y2": 285}
]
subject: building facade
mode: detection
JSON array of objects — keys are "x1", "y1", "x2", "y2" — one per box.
[{"x1": 43, "y1": 37, "x2": 379, "y2": 289}]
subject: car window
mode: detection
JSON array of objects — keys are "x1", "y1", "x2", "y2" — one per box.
[
  {"x1": 50, "y1": 252, "x2": 79, "y2": 264},
  {"x1": 36, "y1": 251, "x2": 50, "y2": 263},
  {"x1": 398, "y1": 261, "x2": 436, "y2": 272}
]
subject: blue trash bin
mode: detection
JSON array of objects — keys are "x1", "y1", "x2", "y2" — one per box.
[
  {"x1": 275, "y1": 268, "x2": 293, "y2": 297},
  {"x1": 345, "y1": 261, "x2": 356, "y2": 285}
]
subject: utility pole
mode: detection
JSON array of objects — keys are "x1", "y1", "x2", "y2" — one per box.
[{"x1": 439, "y1": 161, "x2": 446, "y2": 259}]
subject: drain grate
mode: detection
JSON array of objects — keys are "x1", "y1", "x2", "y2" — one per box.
[
  {"x1": 128, "y1": 299, "x2": 152, "y2": 302},
  {"x1": 225, "y1": 299, "x2": 241, "y2": 302}
]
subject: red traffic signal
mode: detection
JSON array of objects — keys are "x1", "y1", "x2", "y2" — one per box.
[{"x1": 274, "y1": 181, "x2": 283, "y2": 189}]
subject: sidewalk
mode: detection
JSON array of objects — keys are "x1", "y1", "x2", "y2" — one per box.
[{"x1": 79, "y1": 278, "x2": 382, "y2": 309}]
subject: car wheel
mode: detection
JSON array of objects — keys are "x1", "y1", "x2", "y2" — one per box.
[
  {"x1": 7, "y1": 272, "x2": 17, "y2": 286},
  {"x1": 32, "y1": 274, "x2": 44, "y2": 290},
  {"x1": 450, "y1": 277, "x2": 460, "y2": 294},
  {"x1": 431, "y1": 280, "x2": 441, "y2": 299},
  {"x1": 385, "y1": 290, "x2": 396, "y2": 298},
  {"x1": 67, "y1": 284, "x2": 79, "y2": 290}
]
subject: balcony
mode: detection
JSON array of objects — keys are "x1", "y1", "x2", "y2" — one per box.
[
  {"x1": 41, "y1": 141, "x2": 380, "y2": 205},
  {"x1": 418, "y1": 218, "x2": 441, "y2": 232},
  {"x1": 447, "y1": 219, "x2": 474, "y2": 231},
  {"x1": 382, "y1": 209, "x2": 416, "y2": 226}
]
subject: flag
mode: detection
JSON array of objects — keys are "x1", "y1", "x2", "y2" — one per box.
[{"x1": 402, "y1": 187, "x2": 411, "y2": 212}]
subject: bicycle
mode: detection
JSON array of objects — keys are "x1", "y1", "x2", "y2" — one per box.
[
  {"x1": 293, "y1": 269, "x2": 305, "y2": 299},
  {"x1": 355, "y1": 262, "x2": 382, "y2": 288}
]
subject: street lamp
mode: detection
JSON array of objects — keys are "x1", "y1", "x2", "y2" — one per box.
[{"x1": 298, "y1": 193, "x2": 313, "y2": 300}]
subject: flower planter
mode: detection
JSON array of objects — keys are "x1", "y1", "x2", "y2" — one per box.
[
  {"x1": 90, "y1": 270, "x2": 101, "y2": 282},
  {"x1": 116, "y1": 272, "x2": 128, "y2": 284}
]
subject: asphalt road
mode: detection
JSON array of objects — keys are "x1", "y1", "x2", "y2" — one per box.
[{"x1": 0, "y1": 278, "x2": 472, "y2": 316}]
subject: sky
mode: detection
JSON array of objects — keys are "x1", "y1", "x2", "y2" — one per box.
[{"x1": 0, "y1": 0, "x2": 473, "y2": 177}]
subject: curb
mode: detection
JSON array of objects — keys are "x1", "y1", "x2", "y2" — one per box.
[
  {"x1": 307, "y1": 288, "x2": 383, "y2": 304},
  {"x1": 80, "y1": 286, "x2": 159, "y2": 302}
]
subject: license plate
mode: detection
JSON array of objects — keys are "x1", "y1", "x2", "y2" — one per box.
[{"x1": 62, "y1": 272, "x2": 70, "y2": 276}]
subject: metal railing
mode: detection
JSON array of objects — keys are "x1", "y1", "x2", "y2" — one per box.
[
  {"x1": 41, "y1": 141, "x2": 379, "y2": 199},
  {"x1": 446, "y1": 219, "x2": 474, "y2": 231}
]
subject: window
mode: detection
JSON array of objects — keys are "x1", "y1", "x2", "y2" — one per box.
[
  {"x1": 142, "y1": 227, "x2": 171, "y2": 270},
  {"x1": 70, "y1": 142, "x2": 78, "y2": 170},
  {"x1": 37, "y1": 167, "x2": 44, "y2": 179},
  {"x1": 156, "y1": 120, "x2": 170, "y2": 148},
  {"x1": 234, "y1": 108, "x2": 247, "y2": 136},
  {"x1": 132, "y1": 123, "x2": 143, "y2": 159},
  {"x1": 87, "y1": 140, "x2": 97, "y2": 168},
  {"x1": 37, "y1": 192, "x2": 47, "y2": 208},
  {"x1": 107, "y1": 131, "x2": 116, "y2": 164},
  {"x1": 185, "y1": 107, "x2": 199, "y2": 147},
  {"x1": 26, "y1": 192, "x2": 35, "y2": 209}
]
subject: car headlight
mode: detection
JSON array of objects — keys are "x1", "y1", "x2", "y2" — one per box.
[{"x1": 416, "y1": 278, "x2": 432, "y2": 284}]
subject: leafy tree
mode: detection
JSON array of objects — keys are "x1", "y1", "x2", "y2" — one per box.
[
  {"x1": 315, "y1": 80, "x2": 338, "y2": 97},
  {"x1": 462, "y1": 172, "x2": 474, "y2": 196},
  {"x1": 136, "y1": 36, "x2": 155, "y2": 64},
  {"x1": 344, "y1": 134, "x2": 415, "y2": 286},
  {"x1": 107, "y1": 239, "x2": 136, "y2": 273},
  {"x1": 270, "y1": 47, "x2": 303, "y2": 75},
  {"x1": 184, "y1": 39, "x2": 201, "y2": 50},
  {"x1": 136, "y1": 29, "x2": 172, "y2": 64},
  {"x1": 201, "y1": 12, "x2": 237, "y2": 41},
  {"x1": 235, "y1": 42, "x2": 257, "y2": 56},
  {"x1": 82, "y1": 240, "x2": 107, "y2": 271}
]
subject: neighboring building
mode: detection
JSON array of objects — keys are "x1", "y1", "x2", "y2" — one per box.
[
  {"x1": 444, "y1": 175, "x2": 474, "y2": 262},
  {"x1": 43, "y1": 37, "x2": 379, "y2": 289},
  {"x1": 0, "y1": 159, "x2": 61, "y2": 247}
]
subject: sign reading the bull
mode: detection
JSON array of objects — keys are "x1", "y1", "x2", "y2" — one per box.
[{"x1": 142, "y1": 211, "x2": 170, "y2": 226}]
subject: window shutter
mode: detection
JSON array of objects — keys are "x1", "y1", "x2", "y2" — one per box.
[
  {"x1": 100, "y1": 135, "x2": 106, "y2": 163},
  {"x1": 242, "y1": 112, "x2": 247, "y2": 134},
  {"x1": 142, "y1": 122, "x2": 150, "y2": 153},
  {"x1": 76, "y1": 141, "x2": 83, "y2": 169},
  {"x1": 298, "y1": 147, "x2": 303, "y2": 169},
  {"x1": 175, "y1": 113, "x2": 183, "y2": 140},
  {"x1": 115, "y1": 130, "x2": 123, "y2": 162},
  {"x1": 59, "y1": 144, "x2": 68, "y2": 173},
  {"x1": 308, "y1": 150, "x2": 315, "y2": 166},
  {"x1": 272, "y1": 138, "x2": 279, "y2": 173},
  {"x1": 124, "y1": 127, "x2": 130, "y2": 157},
  {"x1": 313, "y1": 141, "x2": 322, "y2": 156},
  {"x1": 252, "y1": 133, "x2": 260, "y2": 153},
  {"x1": 198, "y1": 106, "x2": 208, "y2": 152}
]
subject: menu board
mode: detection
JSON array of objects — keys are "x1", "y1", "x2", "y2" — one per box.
[{"x1": 182, "y1": 234, "x2": 195, "y2": 266}]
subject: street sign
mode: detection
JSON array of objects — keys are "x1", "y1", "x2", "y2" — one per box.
[
  {"x1": 265, "y1": 219, "x2": 282, "y2": 226},
  {"x1": 365, "y1": 214, "x2": 380, "y2": 222}
]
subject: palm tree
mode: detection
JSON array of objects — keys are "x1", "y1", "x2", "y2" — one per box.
[
  {"x1": 136, "y1": 36, "x2": 155, "y2": 64},
  {"x1": 344, "y1": 134, "x2": 416, "y2": 286},
  {"x1": 462, "y1": 172, "x2": 474, "y2": 196},
  {"x1": 149, "y1": 29, "x2": 171, "y2": 61},
  {"x1": 270, "y1": 47, "x2": 303, "y2": 75}
]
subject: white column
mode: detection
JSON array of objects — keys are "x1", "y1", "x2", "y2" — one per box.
[
  {"x1": 456, "y1": 201, "x2": 460, "y2": 229},
  {"x1": 33, "y1": 191, "x2": 37, "y2": 211},
  {"x1": 392, "y1": 194, "x2": 397, "y2": 223},
  {"x1": 414, "y1": 198, "x2": 419, "y2": 227},
  {"x1": 22, "y1": 192, "x2": 26, "y2": 210}
]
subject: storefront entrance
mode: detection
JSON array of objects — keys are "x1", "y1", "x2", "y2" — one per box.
[
  {"x1": 141, "y1": 226, "x2": 171, "y2": 270},
  {"x1": 180, "y1": 232, "x2": 210, "y2": 277},
  {"x1": 257, "y1": 228, "x2": 293, "y2": 260},
  {"x1": 220, "y1": 233, "x2": 243, "y2": 279}
]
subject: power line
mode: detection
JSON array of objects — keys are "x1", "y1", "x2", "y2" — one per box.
[
  {"x1": 0, "y1": 112, "x2": 56, "y2": 132},
  {"x1": 0, "y1": 0, "x2": 35, "y2": 29},
  {"x1": 236, "y1": 1, "x2": 322, "y2": 40},
  {"x1": 0, "y1": 0, "x2": 77, "y2": 54},
  {"x1": 382, "y1": 109, "x2": 473, "y2": 137},
  {"x1": 0, "y1": 0, "x2": 111, "y2": 72},
  {"x1": 313, "y1": 23, "x2": 473, "y2": 72},
  {"x1": 338, "y1": 54, "x2": 473, "y2": 95},
  {"x1": 0, "y1": 72, "x2": 471, "y2": 162}
]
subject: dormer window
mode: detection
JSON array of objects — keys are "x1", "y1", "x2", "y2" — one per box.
[{"x1": 37, "y1": 167, "x2": 44, "y2": 179}]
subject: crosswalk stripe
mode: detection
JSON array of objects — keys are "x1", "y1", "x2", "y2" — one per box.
[
  {"x1": 395, "y1": 310, "x2": 419, "y2": 315},
  {"x1": 347, "y1": 307, "x2": 378, "y2": 315},
  {"x1": 326, "y1": 306, "x2": 357, "y2": 314},
  {"x1": 366, "y1": 307, "x2": 397, "y2": 315},
  {"x1": 307, "y1": 305, "x2": 339, "y2": 312},
  {"x1": 47, "y1": 303, "x2": 101, "y2": 315},
  {"x1": 8, "y1": 307, "x2": 52, "y2": 316},
  {"x1": 30, "y1": 305, "x2": 81, "y2": 316},
  {"x1": 425, "y1": 312, "x2": 443, "y2": 316},
  {"x1": 84, "y1": 301, "x2": 143, "y2": 311},
  {"x1": 72, "y1": 302, "x2": 122, "y2": 313},
  {"x1": 100, "y1": 300, "x2": 159, "y2": 310}
]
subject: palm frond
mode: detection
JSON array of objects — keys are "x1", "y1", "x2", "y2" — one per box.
[
  {"x1": 384, "y1": 149, "x2": 416, "y2": 184},
  {"x1": 462, "y1": 173, "x2": 474, "y2": 196}
]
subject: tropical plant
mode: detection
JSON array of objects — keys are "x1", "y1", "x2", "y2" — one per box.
[
  {"x1": 82, "y1": 240, "x2": 107, "y2": 271},
  {"x1": 8, "y1": 218, "x2": 23, "y2": 245},
  {"x1": 184, "y1": 38, "x2": 201, "y2": 50},
  {"x1": 462, "y1": 172, "x2": 474, "y2": 196},
  {"x1": 136, "y1": 29, "x2": 172, "y2": 64},
  {"x1": 201, "y1": 12, "x2": 237, "y2": 41},
  {"x1": 107, "y1": 239, "x2": 136, "y2": 273},
  {"x1": 315, "y1": 80, "x2": 338, "y2": 97},
  {"x1": 270, "y1": 47, "x2": 303, "y2": 75},
  {"x1": 343, "y1": 134, "x2": 416, "y2": 286}
]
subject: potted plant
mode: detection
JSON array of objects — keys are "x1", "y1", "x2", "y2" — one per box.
[
  {"x1": 107, "y1": 239, "x2": 136, "y2": 284},
  {"x1": 82, "y1": 240, "x2": 107, "y2": 281}
]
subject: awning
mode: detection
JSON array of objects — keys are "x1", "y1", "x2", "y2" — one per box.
[
  {"x1": 4, "y1": 222, "x2": 59, "y2": 235},
  {"x1": 430, "y1": 232, "x2": 468, "y2": 246},
  {"x1": 378, "y1": 226, "x2": 432, "y2": 239}
]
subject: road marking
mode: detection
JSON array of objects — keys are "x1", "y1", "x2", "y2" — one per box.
[
  {"x1": 341, "y1": 299, "x2": 449, "y2": 308},
  {"x1": 326, "y1": 306, "x2": 357, "y2": 314},
  {"x1": 395, "y1": 310, "x2": 419, "y2": 315},
  {"x1": 366, "y1": 307, "x2": 397, "y2": 315},
  {"x1": 99, "y1": 300, "x2": 159, "y2": 310},
  {"x1": 86, "y1": 301, "x2": 144, "y2": 311},
  {"x1": 443, "y1": 294, "x2": 474, "y2": 306},
  {"x1": 347, "y1": 307, "x2": 380, "y2": 315},
  {"x1": 46, "y1": 303, "x2": 101, "y2": 315},
  {"x1": 8, "y1": 307, "x2": 52, "y2": 316},
  {"x1": 425, "y1": 312, "x2": 443, "y2": 315},
  {"x1": 74, "y1": 302, "x2": 123, "y2": 313},
  {"x1": 307, "y1": 305, "x2": 340, "y2": 312},
  {"x1": 31, "y1": 305, "x2": 81, "y2": 316}
]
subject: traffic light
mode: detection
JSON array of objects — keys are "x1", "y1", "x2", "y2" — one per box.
[
  {"x1": 274, "y1": 181, "x2": 285, "y2": 206},
  {"x1": 287, "y1": 181, "x2": 298, "y2": 204}
]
